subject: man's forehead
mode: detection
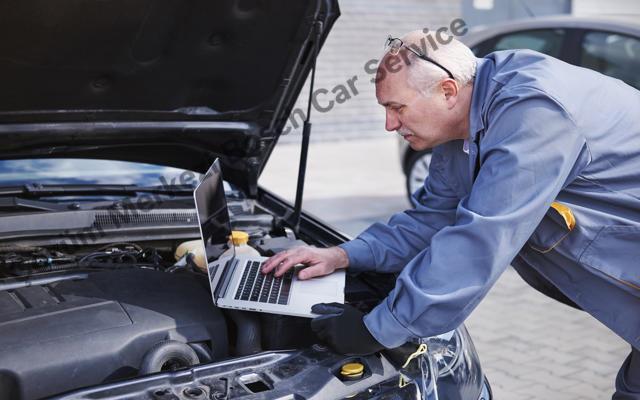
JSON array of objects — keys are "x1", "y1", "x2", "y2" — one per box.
[
  {"x1": 376, "y1": 85, "x2": 408, "y2": 107},
  {"x1": 377, "y1": 53, "x2": 411, "y2": 81},
  {"x1": 376, "y1": 57, "x2": 411, "y2": 105}
]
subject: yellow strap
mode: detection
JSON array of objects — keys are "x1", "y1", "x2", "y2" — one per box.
[
  {"x1": 399, "y1": 343, "x2": 428, "y2": 387},
  {"x1": 551, "y1": 202, "x2": 576, "y2": 231},
  {"x1": 401, "y1": 343, "x2": 428, "y2": 368}
]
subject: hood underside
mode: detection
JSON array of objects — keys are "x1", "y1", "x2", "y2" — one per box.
[{"x1": 0, "y1": 0, "x2": 340, "y2": 195}]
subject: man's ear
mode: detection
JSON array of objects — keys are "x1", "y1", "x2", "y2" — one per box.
[{"x1": 441, "y1": 79, "x2": 459, "y2": 106}]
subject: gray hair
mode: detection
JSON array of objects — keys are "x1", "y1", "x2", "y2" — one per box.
[{"x1": 400, "y1": 30, "x2": 477, "y2": 95}]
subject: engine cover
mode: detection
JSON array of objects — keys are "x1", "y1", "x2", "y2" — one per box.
[{"x1": 0, "y1": 269, "x2": 228, "y2": 400}]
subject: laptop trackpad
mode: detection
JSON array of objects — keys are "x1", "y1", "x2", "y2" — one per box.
[{"x1": 295, "y1": 274, "x2": 340, "y2": 296}]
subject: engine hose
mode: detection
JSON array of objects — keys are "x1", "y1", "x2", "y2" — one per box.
[
  {"x1": 227, "y1": 310, "x2": 262, "y2": 356},
  {"x1": 139, "y1": 340, "x2": 200, "y2": 375},
  {"x1": 0, "y1": 245, "x2": 51, "y2": 254},
  {"x1": 51, "y1": 261, "x2": 156, "y2": 270},
  {"x1": 0, "y1": 272, "x2": 89, "y2": 291}
]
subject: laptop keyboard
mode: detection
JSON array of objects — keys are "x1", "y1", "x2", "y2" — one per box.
[{"x1": 234, "y1": 261, "x2": 293, "y2": 305}]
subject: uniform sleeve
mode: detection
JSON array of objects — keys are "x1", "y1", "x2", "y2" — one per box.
[
  {"x1": 339, "y1": 146, "x2": 460, "y2": 273},
  {"x1": 363, "y1": 89, "x2": 589, "y2": 348}
]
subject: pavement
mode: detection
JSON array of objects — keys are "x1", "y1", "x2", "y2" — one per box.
[{"x1": 261, "y1": 135, "x2": 630, "y2": 400}]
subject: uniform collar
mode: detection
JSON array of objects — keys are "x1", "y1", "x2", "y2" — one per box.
[{"x1": 468, "y1": 57, "x2": 493, "y2": 142}]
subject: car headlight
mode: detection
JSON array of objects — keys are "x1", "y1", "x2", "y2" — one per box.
[
  {"x1": 350, "y1": 324, "x2": 487, "y2": 400},
  {"x1": 425, "y1": 325, "x2": 486, "y2": 400}
]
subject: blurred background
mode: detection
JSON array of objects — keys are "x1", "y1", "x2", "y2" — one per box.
[{"x1": 262, "y1": 1, "x2": 639, "y2": 399}]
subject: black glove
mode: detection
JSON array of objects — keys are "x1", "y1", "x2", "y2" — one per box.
[{"x1": 310, "y1": 303, "x2": 385, "y2": 356}]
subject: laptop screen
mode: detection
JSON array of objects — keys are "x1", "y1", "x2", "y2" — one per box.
[{"x1": 193, "y1": 159, "x2": 234, "y2": 297}]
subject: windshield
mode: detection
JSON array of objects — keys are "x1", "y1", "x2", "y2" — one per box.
[{"x1": 0, "y1": 159, "x2": 196, "y2": 187}]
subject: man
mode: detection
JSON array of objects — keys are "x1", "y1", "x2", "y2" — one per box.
[{"x1": 261, "y1": 30, "x2": 640, "y2": 398}]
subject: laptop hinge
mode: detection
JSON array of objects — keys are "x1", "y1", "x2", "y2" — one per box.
[{"x1": 214, "y1": 258, "x2": 236, "y2": 300}]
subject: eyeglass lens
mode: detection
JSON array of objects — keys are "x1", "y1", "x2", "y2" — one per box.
[{"x1": 385, "y1": 37, "x2": 402, "y2": 55}]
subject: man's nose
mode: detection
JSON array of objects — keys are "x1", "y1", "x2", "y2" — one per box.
[{"x1": 385, "y1": 110, "x2": 401, "y2": 132}]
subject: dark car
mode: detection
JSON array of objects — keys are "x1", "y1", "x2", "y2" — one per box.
[
  {"x1": 0, "y1": 1, "x2": 491, "y2": 399},
  {"x1": 401, "y1": 15, "x2": 640, "y2": 199}
]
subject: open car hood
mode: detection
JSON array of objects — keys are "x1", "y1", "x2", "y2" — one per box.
[{"x1": 0, "y1": 0, "x2": 340, "y2": 196}]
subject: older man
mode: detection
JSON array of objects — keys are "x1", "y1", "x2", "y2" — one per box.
[{"x1": 261, "y1": 31, "x2": 640, "y2": 398}]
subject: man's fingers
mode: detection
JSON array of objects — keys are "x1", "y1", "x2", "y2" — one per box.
[
  {"x1": 274, "y1": 255, "x2": 302, "y2": 277},
  {"x1": 268, "y1": 250, "x2": 308, "y2": 277},
  {"x1": 262, "y1": 249, "x2": 302, "y2": 274},
  {"x1": 262, "y1": 246, "x2": 313, "y2": 275},
  {"x1": 261, "y1": 251, "x2": 288, "y2": 274}
]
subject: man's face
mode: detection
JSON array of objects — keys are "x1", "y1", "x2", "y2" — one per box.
[{"x1": 376, "y1": 59, "x2": 453, "y2": 151}]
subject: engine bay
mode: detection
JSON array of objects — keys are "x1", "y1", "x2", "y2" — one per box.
[
  {"x1": 0, "y1": 192, "x2": 389, "y2": 399},
  {"x1": 0, "y1": 268, "x2": 227, "y2": 400}
]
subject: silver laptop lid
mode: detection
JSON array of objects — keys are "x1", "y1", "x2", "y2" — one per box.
[{"x1": 193, "y1": 159, "x2": 235, "y2": 301}]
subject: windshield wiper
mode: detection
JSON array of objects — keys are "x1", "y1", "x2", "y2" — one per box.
[
  {"x1": 0, "y1": 184, "x2": 195, "y2": 198},
  {"x1": 0, "y1": 196, "x2": 68, "y2": 212}
]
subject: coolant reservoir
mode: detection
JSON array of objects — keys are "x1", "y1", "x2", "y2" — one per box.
[
  {"x1": 221, "y1": 230, "x2": 260, "y2": 258},
  {"x1": 174, "y1": 240, "x2": 207, "y2": 272}
]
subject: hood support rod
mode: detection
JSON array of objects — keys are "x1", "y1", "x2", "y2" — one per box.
[{"x1": 292, "y1": 21, "x2": 323, "y2": 235}]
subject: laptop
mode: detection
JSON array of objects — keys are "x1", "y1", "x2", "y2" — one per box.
[{"x1": 193, "y1": 159, "x2": 345, "y2": 318}]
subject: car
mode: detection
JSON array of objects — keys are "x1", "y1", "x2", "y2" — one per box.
[
  {"x1": 401, "y1": 15, "x2": 640, "y2": 200},
  {"x1": 0, "y1": 1, "x2": 492, "y2": 399}
]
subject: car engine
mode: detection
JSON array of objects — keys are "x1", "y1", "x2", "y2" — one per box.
[
  {"x1": 0, "y1": 196, "x2": 325, "y2": 399},
  {"x1": 0, "y1": 268, "x2": 227, "y2": 400}
]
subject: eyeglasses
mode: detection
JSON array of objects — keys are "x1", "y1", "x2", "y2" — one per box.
[{"x1": 384, "y1": 36, "x2": 454, "y2": 80}]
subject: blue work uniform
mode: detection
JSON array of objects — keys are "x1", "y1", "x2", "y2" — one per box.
[{"x1": 340, "y1": 50, "x2": 640, "y2": 354}]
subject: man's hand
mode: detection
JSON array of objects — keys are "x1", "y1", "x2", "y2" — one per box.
[
  {"x1": 261, "y1": 246, "x2": 349, "y2": 280},
  {"x1": 310, "y1": 303, "x2": 385, "y2": 355}
]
